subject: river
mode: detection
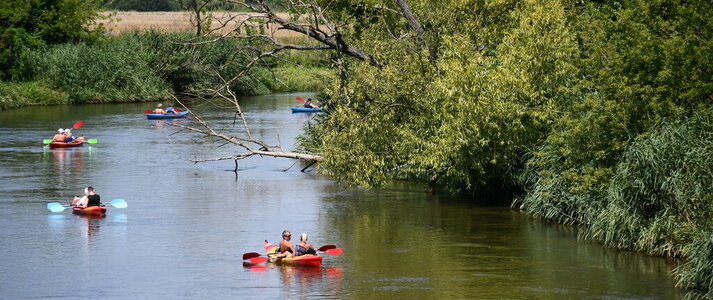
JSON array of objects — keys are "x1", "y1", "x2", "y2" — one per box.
[{"x1": 0, "y1": 94, "x2": 682, "y2": 299}]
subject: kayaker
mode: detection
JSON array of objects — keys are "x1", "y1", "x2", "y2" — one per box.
[
  {"x1": 295, "y1": 233, "x2": 316, "y2": 256},
  {"x1": 62, "y1": 129, "x2": 75, "y2": 142},
  {"x1": 73, "y1": 188, "x2": 89, "y2": 207},
  {"x1": 303, "y1": 98, "x2": 319, "y2": 109},
  {"x1": 78, "y1": 186, "x2": 101, "y2": 208},
  {"x1": 52, "y1": 129, "x2": 65, "y2": 142},
  {"x1": 277, "y1": 230, "x2": 296, "y2": 257},
  {"x1": 154, "y1": 103, "x2": 167, "y2": 114},
  {"x1": 165, "y1": 104, "x2": 176, "y2": 114}
]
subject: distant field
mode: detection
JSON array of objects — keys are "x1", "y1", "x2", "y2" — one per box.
[{"x1": 100, "y1": 11, "x2": 306, "y2": 38}]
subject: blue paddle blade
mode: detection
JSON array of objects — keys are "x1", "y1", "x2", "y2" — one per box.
[
  {"x1": 110, "y1": 199, "x2": 127, "y2": 208},
  {"x1": 47, "y1": 203, "x2": 66, "y2": 212}
]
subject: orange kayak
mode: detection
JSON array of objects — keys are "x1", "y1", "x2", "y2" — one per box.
[
  {"x1": 49, "y1": 137, "x2": 85, "y2": 148},
  {"x1": 72, "y1": 205, "x2": 106, "y2": 216},
  {"x1": 264, "y1": 241, "x2": 322, "y2": 267}
]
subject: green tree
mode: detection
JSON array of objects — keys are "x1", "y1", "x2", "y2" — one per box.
[
  {"x1": 0, "y1": 0, "x2": 103, "y2": 78},
  {"x1": 308, "y1": 0, "x2": 578, "y2": 193}
]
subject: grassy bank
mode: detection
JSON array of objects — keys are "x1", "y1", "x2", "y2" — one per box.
[
  {"x1": 1, "y1": 30, "x2": 333, "y2": 111},
  {"x1": 0, "y1": 81, "x2": 70, "y2": 110}
]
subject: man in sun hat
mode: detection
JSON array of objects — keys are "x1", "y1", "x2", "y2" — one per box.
[
  {"x1": 153, "y1": 103, "x2": 167, "y2": 114},
  {"x1": 52, "y1": 129, "x2": 65, "y2": 142},
  {"x1": 62, "y1": 128, "x2": 75, "y2": 142}
]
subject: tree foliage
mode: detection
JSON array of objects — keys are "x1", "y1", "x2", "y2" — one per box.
[
  {"x1": 0, "y1": 0, "x2": 103, "y2": 78},
  {"x1": 295, "y1": 0, "x2": 712, "y2": 296},
  {"x1": 310, "y1": 0, "x2": 578, "y2": 192}
]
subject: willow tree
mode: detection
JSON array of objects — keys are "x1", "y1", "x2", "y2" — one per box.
[{"x1": 303, "y1": 0, "x2": 579, "y2": 192}]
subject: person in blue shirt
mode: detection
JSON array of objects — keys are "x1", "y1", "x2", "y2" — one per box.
[
  {"x1": 295, "y1": 233, "x2": 316, "y2": 256},
  {"x1": 165, "y1": 104, "x2": 176, "y2": 114}
]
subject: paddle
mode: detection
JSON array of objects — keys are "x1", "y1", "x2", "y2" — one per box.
[
  {"x1": 43, "y1": 138, "x2": 97, "y2": 145},
  {"x1": 243, "y1": 252, "x2": 262, "y2": 260},
  {"x1": 241, "y1": 252, "x2": 269, "y2": 264},
  {"x1": 317, "y1": 245, "x2": 336, "y2": 251},
  {"x1": 241, "y1": 244, "x2": 342, "y2": 264},
  {"x1": 296, "y1": 97, "x2": 305, "y2": 103},
  {"x1": 47, "y1": 199, "x2": 127, "y2": 212},
  {"x1": 144, "y1": 109, "x2": 152, "y2": 114},
  {"x1": 248, "y1": 256, "x2": 269, "y2": 264},
  {"x1": 44, "y1": 121, "x2": 85, "y2": 144},
  {"x1": 322, "y1": 248, "x2": 343, "y2": 255}
]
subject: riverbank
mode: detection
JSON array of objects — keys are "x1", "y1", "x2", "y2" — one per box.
[{"x1": 0, "y1": 30, "x2": 333, "y2": 111}]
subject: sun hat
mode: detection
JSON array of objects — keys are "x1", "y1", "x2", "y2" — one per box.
[{"x1": 58, "y1": 128, "x2": 64, "y2": 133}]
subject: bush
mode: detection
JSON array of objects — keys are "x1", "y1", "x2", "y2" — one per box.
[
  {"x1": 0, "y1": 81, "x2": 69, "y2": 110},
  {"x1": 19, "y1": 36, "x2": 172, "y2": 103}
]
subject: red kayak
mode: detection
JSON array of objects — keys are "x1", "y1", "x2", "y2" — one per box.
[
  {"x1": 72, "y1": 205, "x2": 106, "y2": 216},
  {"x1": 264, "y1": 241, "x2": 322, "y2": 267},
  {"x1": 49, "y1": 137, "x2": 85, "y2": 148}
]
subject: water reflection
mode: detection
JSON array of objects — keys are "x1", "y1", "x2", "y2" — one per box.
[
  {"x1": 241, "y1": 263, "x2": 345, "y2": 297},
  {"x1": 47, "y1": 213, "x2": 67, "y2": 234},
  {"x1": 78, "y1": 214, "x2": 103, "y2": 240},
  {"x1": 49, "y1": 148, "x2": 84, "y2": 170},
  {"x1": 147, "y1": 118, "x2": 185, "y2": 129}
]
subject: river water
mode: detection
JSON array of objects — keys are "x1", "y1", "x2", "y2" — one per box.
[{"x1": 0, "y1": 94, "x2": 682, "y2": 299}]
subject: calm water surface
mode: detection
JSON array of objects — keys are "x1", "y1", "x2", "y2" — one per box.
[{"x1": 0, "y1": 94, "x2": 681, "y2": 299}]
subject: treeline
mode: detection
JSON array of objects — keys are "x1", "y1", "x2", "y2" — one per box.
[
  {"x1": 1, "y1": 31, "x2": 330, "y2": 110},
  {"x1": 301, "y1": 0, "x2": 712, "y2": 297},
  {"x1": 0, "y1": 1, "x2": 331, "y2": 110}
]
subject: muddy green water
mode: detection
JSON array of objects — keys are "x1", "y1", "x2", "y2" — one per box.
[{"x1": 0, "y1": 94, "x2": 681, "y2": 299}]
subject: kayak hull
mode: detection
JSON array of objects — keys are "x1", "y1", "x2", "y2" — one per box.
[
  {"x1": 72, "y1": 206, "x2": 106, "y2": 216},
  {"x1": 264, "y1": 241, "x2": 322, "y2": 267},
  {"x1": 145, "y1": 110, "x2": 190, "y2": 119},
  {"x1": 291, "y1": 107, "x2": 322, "y2": 113},
  {"x1": 49, "y1": 137, "x2": 85, "y2": 148}
]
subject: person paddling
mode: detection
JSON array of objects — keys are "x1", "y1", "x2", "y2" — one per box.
[
  {"x1": 295, "y1": 233, "x2": 316, "y2": 256},
  {"x1": 75, "y1": 186, "x2": 101, "y2": 208},
  {"x1": 165, "y1": 103, "x2": 176, "y2": 114},
  {"x1": 303, "y1": 98, "x2": 319, "y2": 109},
  {"x1": 52, "y1": 128, "x2": 66, "y2": 142},
  {"x1": 62, "y1": 129, "x2": 75, "y2": 142},
  {"x1": 276, "y1": 230, "x2": 296, "y2": 258},
  {"x1": 154, "y1": 103, "x2": 167, "y2": 114}
]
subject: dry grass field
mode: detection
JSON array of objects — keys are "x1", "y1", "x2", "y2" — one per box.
[{"x1": 99, "y1": 11, "x2": 307, "y2": 38}]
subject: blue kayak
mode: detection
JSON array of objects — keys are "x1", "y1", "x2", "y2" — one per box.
[
  {"x1": 145, "y1": 110, "x2": 190, "y2": 119},
  {"x1": 291, "y1": 107, "x2": 322, "y2": 113}
]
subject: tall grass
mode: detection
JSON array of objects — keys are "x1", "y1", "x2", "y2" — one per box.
[
  {"x1": 521, "y1": 112, "x2": 713, "y2": 299},
  {"x1": 0, "y1": 81, "x2": 69, "y2": 110},
  {"x1": 3, "y1": 30, "x2": 332, "y2": 109},
  {"x1": 17, "y1": 34, "x2": 172, "y2": 104}
]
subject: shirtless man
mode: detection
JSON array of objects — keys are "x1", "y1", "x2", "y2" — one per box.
[
  {"x1": 52, "y1": 129, "x2": 66, "y2": 142},
  {"x1": 277, "y1": 230, "x2": 296, "y2": 257},
  {"x1": 154, "y1": 103, "x2": 167, "y2": 114}
]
